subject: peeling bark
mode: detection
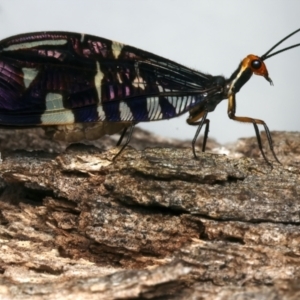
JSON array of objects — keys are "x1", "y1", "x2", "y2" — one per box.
[{"x1": 0, "y1": 128, "x2": 300, "y2": 299}]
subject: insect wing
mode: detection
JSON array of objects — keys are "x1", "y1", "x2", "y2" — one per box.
[{"x1": 0, "y1": 32, "x2": 215, "y2": 127}]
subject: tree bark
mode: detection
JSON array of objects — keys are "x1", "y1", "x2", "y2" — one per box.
[{"x1": 0, "y1": 128, "x2": 299, "y2": 299}]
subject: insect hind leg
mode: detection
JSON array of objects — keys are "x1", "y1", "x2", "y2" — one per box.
[
  {"x1": 116, "y1": 127, "x2": 128, "y2": 146},
  {"x1": 187, "y1": 111, "x2": 210, "y2": 158},
  {"x1": 113, "y1": 124, "x2": 135, "y2": 161}
]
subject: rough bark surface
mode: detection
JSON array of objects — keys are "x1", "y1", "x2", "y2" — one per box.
[{"x1": 0, "y1": 128, "x2": 300, "y2": 299}]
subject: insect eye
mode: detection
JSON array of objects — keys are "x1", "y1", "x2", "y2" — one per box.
[{"x1": 251, "y1": 60, "x2": 262, "y2": 69}]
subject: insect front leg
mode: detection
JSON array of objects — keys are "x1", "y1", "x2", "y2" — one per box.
[
  {"x1": 227, "y1": 94, "x2": 280, "y2": 165},
  {"x1": 187, "y1": 111, "x2": 210, "y2": 158}
]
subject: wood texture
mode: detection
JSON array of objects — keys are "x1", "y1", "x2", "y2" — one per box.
[{"x1": 0, "y1": 129, "x2": 299, "y2": 299}]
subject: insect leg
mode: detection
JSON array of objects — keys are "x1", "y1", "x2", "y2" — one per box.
[
  {"x1": 113, "y1": 124, "x2": 135, "y2": 161},
  {"x1": 116, "y1": 127, "x2": 128, "y2": 146},
  {"x1": 227, "y1": 94, "x2": 280, "y2": 164},
  {"x1": 187, "y1": 111, "x2": 210, "y2": 158}
]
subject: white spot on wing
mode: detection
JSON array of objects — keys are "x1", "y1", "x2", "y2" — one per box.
[
  {"x1": 97, "y1": 105, "x2": 106, "y2": 121},
  {"x1": 95, "y1": 61, "x2": 104, "y2": 101},
  {"x1": 132, "y1": 61, "x2": 146, "y2": 90},
  {"x1": 173, "y1": 97, "x2": 181, "y2": 114},
  {"x1": 119, "y1": 102, "x2": 133, "y2": 121},
  {"x1": 157, "y1": 82, "x2": 164, "y2": 93},
  {"x1": 45, "y1": 93, "x2": 64, "y2": 110},
  {"x1": 186, "y1": 96, "x2": 192, "y2": 108},
  {"x1": 80, "y1": 33, "x2": 85, "y2": 42},
  {"x1": 132, "y1": 75, "x2": 146, "y2": 90},
  {"x1": 180, "y1": 96, "x2": 188, "y2": 113},
  {"x1": 167, "y1": 96, "x2": 177, "y2": 112},
  {"x1": 111, "y1": 41, "x2": 124, "y2": 58},
  {"x1": 117, "y1": 72, "x2": 123, "y2": 84},
  {"x1": 41, "y1": 110, "x2": 75, "y2": 124},
  {"x1": 22, "y1": 68, "x2": 39, "y2": 88},
  {"x1": 41, "y1": 93, "x2": 75, "y2": 124},
  {"x1": 147, "y1": 97, "x2": 154, "y2": 118},
  {"x1": 3, "y1": 39, "x2": 67, "y2": 51},
  {"x1": 147, "y1": 97, "x2": 162, "y2": 120}
]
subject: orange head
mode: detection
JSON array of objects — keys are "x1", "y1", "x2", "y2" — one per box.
[{"x1": 242, "y1": 54, "x2": 273, "y2": 85}]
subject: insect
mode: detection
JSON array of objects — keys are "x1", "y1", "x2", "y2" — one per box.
[{"x1": 0, "y1": 29, "x2": 299, "y2": 163}]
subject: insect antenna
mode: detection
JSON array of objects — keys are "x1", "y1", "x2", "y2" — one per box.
[{"x1": 261, "y1": 28, "x2": 300, "y2": 60}]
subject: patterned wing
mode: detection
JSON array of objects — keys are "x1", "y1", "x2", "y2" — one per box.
[{"x1": 0, "y1": 31, "x2": 219, "y2": 127}]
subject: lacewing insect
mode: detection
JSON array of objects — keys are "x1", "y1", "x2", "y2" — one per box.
[{"x1": 0, "y1": 29, "x2": 299, "y2": 163}]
